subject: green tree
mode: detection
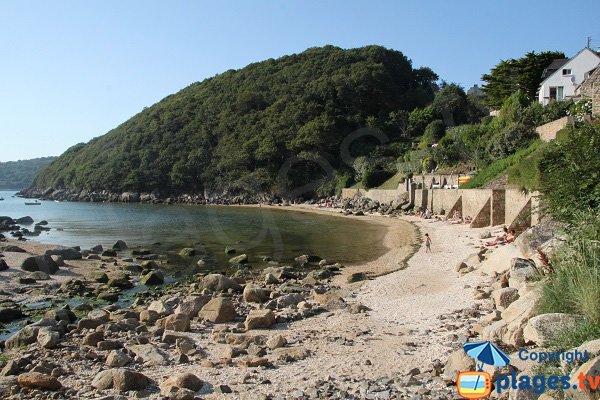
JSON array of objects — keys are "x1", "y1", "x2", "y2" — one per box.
[
  {"x1": 481, "y1": 50, "x2": 566, "y2": 108},
  {"x1": 431, "y1": 84, "x2": 469, "y2": 127}
]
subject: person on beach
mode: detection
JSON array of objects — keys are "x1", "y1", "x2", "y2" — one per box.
[{"x1": 425, "y1": 233, "x2": 432, "y2": 253}]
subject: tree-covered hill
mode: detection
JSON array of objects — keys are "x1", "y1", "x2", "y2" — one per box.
[
  {"x1": 0, "y1": 157, "x2": 56, "y2": 189},
  {"x1": 33, "y1": 45, "x2": 439, "y2": 197}
]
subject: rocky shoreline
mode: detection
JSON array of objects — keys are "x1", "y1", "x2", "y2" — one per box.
[
  {"x1": 16, "y1": 188, "x2": 413, "y2": 217},
  {"x1": 1, "y1": 206, "x2": 593, "y2": 400}
]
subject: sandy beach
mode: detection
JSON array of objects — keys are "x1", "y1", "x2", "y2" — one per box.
[{"x1": 0, "y1": 204, "x2": 500, "y2": 398}]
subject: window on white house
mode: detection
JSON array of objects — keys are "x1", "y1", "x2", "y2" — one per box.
[
  {"x1": 562, "y1": 69, "x2": 572, "y2": 75},
  {"x1": 549, "y1": 86, "x2": 565, "y2": 101}
]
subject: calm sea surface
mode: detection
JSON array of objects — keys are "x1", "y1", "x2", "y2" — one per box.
[{"x1": 0, "y1": 190, "x2": 387, "y2": 268}]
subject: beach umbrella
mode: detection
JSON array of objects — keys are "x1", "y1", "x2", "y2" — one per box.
[{"x1": 463, "y1": 341, "x2": 511, "y2": 367}]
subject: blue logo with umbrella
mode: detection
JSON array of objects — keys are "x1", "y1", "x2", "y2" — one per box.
[
  {"x1": 463, "y1": 341, "x2": 511, "y2": 369},
  {"x1": 457, "y1": 341, "x2": 511, "y2": 397}
]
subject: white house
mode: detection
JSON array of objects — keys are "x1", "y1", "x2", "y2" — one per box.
[{"x1": 538, "y1": 48, "x2": 600, "y2": 106}]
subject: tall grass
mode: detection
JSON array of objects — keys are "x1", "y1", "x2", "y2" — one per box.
[{"x1": 537, "y1": 211, "x2": 600, "y2": 348}]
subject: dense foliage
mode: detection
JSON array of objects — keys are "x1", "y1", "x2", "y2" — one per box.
[
  {"x1": 481, "y1": 51, "x2": 566, "y2": 109},
  {"x1": 538, "y1": 210, "x2": 600, "y2": 349},
  {"x1": 34, "y1": 45, "x2": 439, "y2": 197},
  {"x1": 0, "y1": 157, "x2": 56, "y2": 189},
  {"x1": 424, "y1": 91, "x2": 567, "y2": 174},
  {"x1": 538, "y1": 122, "x2": 600, "y2": 221}
]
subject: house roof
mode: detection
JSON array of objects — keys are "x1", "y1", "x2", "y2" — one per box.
[
  {"x1": 538, "y1": 48, "x2": 600, "y2": 90},
  {"x1": 541, "y1": 59, "x2": 569, "y2": 79}
]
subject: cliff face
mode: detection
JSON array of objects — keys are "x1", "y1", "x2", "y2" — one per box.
[{"x1": 32, "y1": 45, "x2": 437, "y2": 198}]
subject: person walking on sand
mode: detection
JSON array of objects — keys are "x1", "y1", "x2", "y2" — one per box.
[{"x1": 425, "y1": 233, "x2": 432, "y2": 253}]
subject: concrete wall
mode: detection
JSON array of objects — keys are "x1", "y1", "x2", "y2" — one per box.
[
  {"x1": 341, "y1": 187, "x2": 538, "y2": 228},
  {"x1": 535, "y1": 116, "x2": 572, "y2": 141}
]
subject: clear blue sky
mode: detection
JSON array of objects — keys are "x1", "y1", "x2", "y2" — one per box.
[{"x1": 1, "y1": 0, "x2": 599, "y2": 161}]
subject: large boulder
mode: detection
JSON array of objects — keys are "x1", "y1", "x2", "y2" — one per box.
[
  {"x1": 243, "y1": 284, "x2": 270, "y2": 303},
  {"x1": 5, "y1": 326, "x2": 40, "y2": 349},
  {"x1": 442, "y1": 349, "x2": 475, "y2": 383},
  {"x1": 112, "y1": 240, "x2": 128, "y2": 250},
  {"x1": 37, "y1": 328, "x2": 60, "y2": 349},
  {"x1": 91, "y1": 368, "x2": 152, "y2": 391},
  {"x1": 276, "y1": 293, "x2": 305, "y2": 309},
  {"x1": 179, "y1": 248, "x2": 195, "y2": 257},
  {"x1": 200, "y1": 274, "x2": 242, "y2": 292},
  {"x1": 566, "y1": 356, "x2": 600, "y2": 400},
  {"x1": 159, "y1": 373, "x2": 204, "y2": 396},
  {"x1": 228, "y1": 254, "x2": 248, "y2": 264},
  {"x1": 0, "y1": 245, "x2": 26, "y2": 253},
  {"x1": 509, "y1": 258, "x2": 538, "y2": 289},
  {"x1": 16, "y1": 216, "x2": 34, "y2": 225},
  {"x1": 128, "y1": 344, "x2": 170, "y2": 366},
  {"x1": 164, "y1": 313, "x2": 190, "y2": 332},
  {"x1": 105, "y1": 350, "x2": 133, "y2": 368},
  {"x1": 140, "y1": 270, "x2": 164, "y2": 285},
  {"x1": 523, "y1": 313, "x2": 583, "y2": 346},
  {"x1": 17, "y1": 372, "x2": 61, "y2": 391},
  {"x1": 20, "y1": 255, "x2": 59, "y2": 274},
  {"x1": 198, "y1": 298, "x2": 236, "y2": 323},
  {"x1": 0, "y1": 259, "x2": 8, "y2": 271},
  {"x1": 44, "y1": 308, "x2": 76, "y2": 323},
  {"x1": 107, "y1": 273, "x2": 133, "y2": 289},
  {"x1": 245, "y1": 309, "x2": 276, "y2": 330},
  {"x1": 0, "y1": 307, "x2": 24, "y2": 323},
  {"x1": 492, "y1": 288, "x2": 520, "y2": 311},
  {"x1": 174, "y1": 295, "x2": 211, "y2": 318},
  {"x1": 147, "y1": 300, "x2": 173, "y2": 317},
  {"x1": 496, "y1": 285, "x2": 541, "y2": 346},
  {"x1": 44, "y1": 247, "x2": 82, "y2": 260},
  {"x1": 479, "y1": 244, "x2": 523, "y2": 276},
  {"x1": 515, "y1": 221, "x2": 560, "y2": 260}
]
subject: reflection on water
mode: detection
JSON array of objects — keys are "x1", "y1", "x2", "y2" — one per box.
[{"x1": 0, "y1": 190, "x2": 388, "y2": 266}]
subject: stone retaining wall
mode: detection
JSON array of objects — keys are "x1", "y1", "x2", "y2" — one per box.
[
  {"x1": 341, "y1": 187, "x2": 538, "y2": 229},
  {"x1": 535, "y1": 116, "x2": 573, "y2": 141}
]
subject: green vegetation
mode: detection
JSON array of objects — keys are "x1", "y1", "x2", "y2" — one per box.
[
  {"x1": 376, "y1": 171, "x2": 404, "y2": 189},
  {"x1": 430, "y1": 91, "x2": 570, "y2": 185},
  {"x1": 0, "y1": 156, "x2": 56, "y2": 189},
  {"x1": 481, "y1": 51, "x2": 566, "y2": 108},
  {"x1": 538, "y1": 122, "x2": 600, "y2": 222},
  {"x1": 536, "y1": 211, "x2": 600, "y2": 349},
  {"x1": 461, "y1": 140, "x2": 544, "y2": 189},
  {"x1": 506, "y1": 142, "x2": 549, "y2": 190},
  {"x1": 33, "y1": 45, "x2": 440, "y2": 198}
]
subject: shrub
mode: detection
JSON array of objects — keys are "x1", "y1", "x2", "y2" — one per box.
[
  {"x1": 418, "y1": 120, "x2": 446, "y2": 149},
  {"x1": 486, "y1": 123, "x2": 538, "y2": 160},
  {"x1": 461, "y1": 140, "x2": 543, "y2": 188},
  {"x1": 539, "y1": 123, "x2": 600, "y2": 221},
  {"x1": 537, "y1": 211, "x2": 600, "y2": 327}
]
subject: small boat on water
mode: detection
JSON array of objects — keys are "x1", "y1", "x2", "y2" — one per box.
[
  {"x1": 25, "y1": 201, "x2": 41, "y2": 206},
  {"x1": 0, "y1": 197, "x2": 4, "y2": 201}
]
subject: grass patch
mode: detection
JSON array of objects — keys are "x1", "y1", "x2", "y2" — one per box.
[
  {"x1": 530, "y1": 362, "x2": 566, "y2": 398},
  {"x1": 376, "y1": 171, "x2": 404, "y2": 190},
  {"x1": 546, "y1": 320, "x2": 600, "y2": 350},
  {"x1": 349, "y1": 181, "x2": 365, "y2": 189},
  {"x1": 461, "y1": 140, "x2": 544, "y2": 188},
  {"x1": 536, "y1": 210, "x2": 600, "y2": 349},
  {"x1": 506, "y1": 143, "x2": 549, "y2": 191}
]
